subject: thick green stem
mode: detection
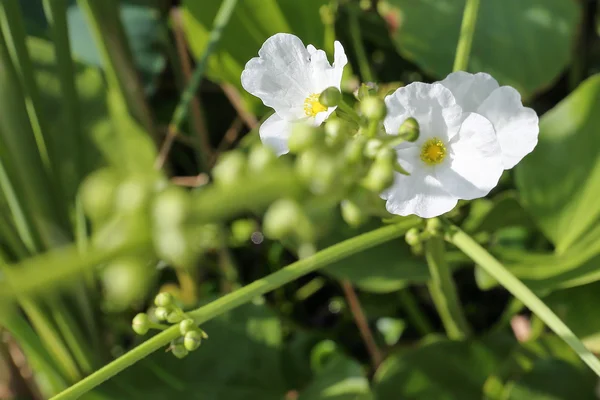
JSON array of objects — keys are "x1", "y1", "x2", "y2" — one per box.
[
  {"x1": 446, "y1": 223, "x2": 600, "y2": 376},
  {"x1": 50, "y1": 220, "x2": 418, "y2": 399},
  {"x1": 425, "y1": 235, "x2": 471, "y2": 340},
  {"x1": 452, "y1": 0, "x2": 481, "y2": 72},
  {"x1": 348, "y1": 6, "x2": 374, "y2": 82}
]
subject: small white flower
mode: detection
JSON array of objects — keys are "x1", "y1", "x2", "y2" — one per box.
[
  {"x1": 382, "y1": 73, "x2": 539, "y2": 218},
  {"x1": 241, "y1": 33, "x2": 347, "y2": 156}
]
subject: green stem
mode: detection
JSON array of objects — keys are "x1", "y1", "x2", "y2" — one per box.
[
  {"x1": 446, "y1": 223, "x2": 600, "y2": 376},
  {"x1": 452, "y1": 0, "x2": 481, "y2": 72},
  {"x1": 337, "y1": 100, "x2": 362, "y2": 126},
  {"x1": 398, "y1": 288, "x2": 434, "y2": 336},
  {"x1": 425, "y1": 235, "x2": 471, "y2": 339},
  {"x1": 348, "y1": 5, "x2": 374, "y2": 82},
  {"x1": 50, "y1": 220, "x2": 418, "y2": 399}
]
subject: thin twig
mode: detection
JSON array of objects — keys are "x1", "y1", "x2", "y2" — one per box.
[
  {"x1": 210, "y1": 117, "x2": 243, "y2": 166},
  {"x1": 171, "y1": 174, "x2": 210, "y2": 188},
  {"x1": 221, "y1": 83, "x2": 259, "y2": 130},
  {"x1": 170, "y1": 8, "x2": 212, "y2": 158},
  {"x1": 340, "y1": 280, "x2": 383, "y2": 369}
]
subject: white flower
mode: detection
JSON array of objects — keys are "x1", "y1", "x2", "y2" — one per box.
[
  {"x1": 382, "y1": 73, "x2": 539, "y2": 218},
  {"x1": 241, "y1": 33, "x2": 347, "y2": 156}
]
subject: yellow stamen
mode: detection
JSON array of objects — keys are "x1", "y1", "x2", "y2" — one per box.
[
  {"x1": 420, "y1": 138, "x2": 447, "y2": 165},
  {"x1": 304, "y1": 93, "x2": 327, "y2": 117}
]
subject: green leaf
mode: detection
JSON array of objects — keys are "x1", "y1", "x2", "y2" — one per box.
[
  {"x1": 182, "y1": 0, "x2": 327, "y2": 114},
  {"x1": 379, "y1": 0, "x2": 580, "y2": 98},
  {"x1": 462, "y1": 192, "x2": 535, "y2": 234},
  {"x1": 321, "y1": 218, "x2": 429, "y2": 293},
  {"x1": 516, "y1": 74, "x2": 600, "y2": 253},
  {"x1": 298, "y1": 355, "x2": 373, "y2": 400}
]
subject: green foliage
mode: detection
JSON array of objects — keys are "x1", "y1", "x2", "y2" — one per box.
[{"x1": 380, "y1": 0, "x2": 580, "y2": 98}]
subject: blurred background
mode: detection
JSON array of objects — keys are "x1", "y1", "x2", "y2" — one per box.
[{"x1": 1, "y1": 0, "x2": 600, "y2": 399}]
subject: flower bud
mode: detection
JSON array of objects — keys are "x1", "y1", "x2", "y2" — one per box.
[
  {"x1": 364, "y1": 139, "x2": 383, "y2": 159},
  {"x1": 405, "y1": 228, "x2": 421, "y2": 246},
  {"x1": 362, "y1": 160, "x2": 394, "y2": 193},
  {"x1": 248, "y1": 145, "x2": 277, "y2": 172},
  {"x1": 171, "y1": 343, "x2": 189, "y2": 359},
  {"x1": 154, "y1": 292, "x2": 174, "y2": 308},
  {"x1": 154, "y1": 306, "x2": 170, "y2": 321},
  {"x1": 426, "y1": 218, "x2": 443, "y2": 235},
  {"x1": 376, "y1": 147, "x2": 396, "y2": 166},
  {"x1": 355, "y1": 83, "x2": 377, "y2": 101},
  {"x1": 341, "y1": 200, "x2": 366, "y2": 227},
  {"x1": 80, "y1": 168, "x2": 119, "y2": 222},
  {"x1": 295, "y1": 149, "x2": 319, "y2": 181},
  {"x1": 115, "y1": 175, "x2": 153, "y2": 214},
  {"x1": 360, "y1": 97, "x2": 386, "y2": 121},
  {"x1": 179, "y1": 318, "x2": 196, "y2": 335},
  {"x1": 288, "y1": 123, "x2": 323, "y2": 153},
  {"x1": 153, "y1": 186, "x2": 190, "y2": 228},
  {"x1": 319, "y1": 87, "x2": 341, "y2": 107},
  {"x1": 102, "y1": 257, "x2": 154, "y2": 312},
  {"x1": 344, "y1": 136, "x2": 367, "y2": 164},
  {"x1": 324, "y1": 118, "x2": 348, "y2": 148},
  {"x1": 231, "y1": 219, "x2": 257, "y2": 244},
  {"x1": 262, "y1": 199, "x2": 302, "y2": 240},
  {"x1": 213, "y1": 151, "x2": 246, "y2": 186},
  {"x1": 184, "y1": 330, "x2": 203, "y2": 351},
  {"x1": 166, "y1": 310, "x2": 184, "y2": 324},
  {"x1": 398, "y1": 117, "x2": 419, "y2": 142},
  {"x1": 132, "y1": 313, "x2": 150, "y2": 335}
]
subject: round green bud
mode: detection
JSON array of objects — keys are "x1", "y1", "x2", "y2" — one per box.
[
  {"x1": 179, "y1": 318, "x2": 196, "y2": 335},
  {"x1": 324, "y1": 119, "x2": 347, "y2": 148},
  {"x1": 398, "y1": 117, "x2": 420, "y2": 142},
  {"x1": 364, "y1": 139, "x2": 383, "y2": 159},
  {"x1": 166, "y1": 310, "x2": 184, "y2": 324},
  {"x1": 154, "y1": 228, "x2": 196, "y2": 268},
  {"x1": 288, "y1": 123, "x2": 323, "y2": 154},
  {"x1": 426, "y1": 218, "x2": 443, "y2": 235},
  {"x1": 132, "y1": 313, "x2": 150, "y2": 335},
  {"x1": 248, "y1": 145, "x2": 277, "y2": 172},
  {"x1": 115, "y1": 176, "x2": 153, "y2": 214},
  {"x1": 360, "y1": 97, "x2": 386, "y2": 121},
  {"x1": 231, "y1": 219, "x2": 258, "y2": 244},
  {"x1": 184, "y1": 330, "x2": 203, "y2": 351},
  {"x1": 319, "y1": 87, "x2": 341, "y2": 107},
  {"x1": 154, "y1": 292, "x2": 174, "y2": 308},
  {"x1": 405, "y1": 228, "x2": 421, "y2": 246},
  {"x1": 344, "y1": 136, "x2": 367, "y2": 164},
  {"x1": 341, "y1": 200, "x2": 366, "y2": 228},
  {"x1": 376, "y1": 147, "x2": 396, "y2": 166},
  {"x1": 154, "y1": 306, "x2": 170, "y2": 321},
  {"x1": 153, "y1": 186, "x2": 190, "y2": 228},
  {"x1": 263, "y1": 199, "x2": 302, "y2": 240},
  {"x1": 309, "y1": 156, "x2": 337, "y2": 194},
  {"x1": 295, "y1": 149, "x2": 319, "y2": 181},
  {"x1": 213, "y1": 151, "x2": 246, "y2": 186},
  {"x1": 171, "y1": 343, "x2": 189, "y2": 359},
  {"x1": 362, "y1": 161, "x2": 394, "y2": 193},
  {"x1": 101, "y1": 257, "x2": 154, "y2": 312},
  {"x1": 80, "y1": 168, "x2": 119, "y2": 222}
]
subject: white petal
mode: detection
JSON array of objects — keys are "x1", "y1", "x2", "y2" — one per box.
[
  {"x1": 436, "y1": 113, "x2": 503, "y2": 200},
  {"x1": 307, "y1": 40, "x2": 348, "y2": 93},
  {"x1": 476, "y1": 86, "x2": 539, "y2": 169},
  {"x1": 241, "y1": 33, "x2": 312, "y2": 119},
  {"x1": 383, "y1": 82, "x2": 462, "y2": 144},
  {"x1": 381, "y1": 146, "x2": 458, "y2": 218},
  {"x1": 259, "y1": 113, "x2": 292, "y2": 156},
  {"x1": 438, "y1": 71, "x2": 499, "y2": 113}
]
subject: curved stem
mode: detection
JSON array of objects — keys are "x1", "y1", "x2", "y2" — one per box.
[
  {"x1": 425, "y1": 235, "x2": 471, "y2": 339},
  {"x1": 348, "y1": 5, "x2": 374, "y2": 82},
  {"x1": 446, "y1": 222, "x2": 600, "y2": 376},
  {"x1": 452, "y1": 0, "x2": 481, "y2": 72},
  {"x1": 50, "y1": 219, "x2": 418, "y2": 399}
]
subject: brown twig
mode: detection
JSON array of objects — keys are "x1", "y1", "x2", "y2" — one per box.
[
  {"x1": 210, "y1": 117, "x2": 243, "y2": 166},
  {"x1": 340, "y1": 280, "x2": 383, "y2": 369},
  {"x1": 171, "y1": 173, "x2": 210, "y2": 187},
  {"x1": 221, "y1": 83, "x2": 259, "y2": 130}
]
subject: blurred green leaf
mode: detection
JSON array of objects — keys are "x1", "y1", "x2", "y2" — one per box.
[
  {"x1": 379, "y1": 0, "x2": 580, "y2": 98},
  {"x1": 321, "y1": 218, "x2": 429, "y2": 293},
  {"x1": 182, "y1": 0, "x2": 327, "y2": 114},
  {"x1": 516, "y1": 74, "x2": 600, "y2": 253},
  {"x1": 298, "y1": 355, "x2": 373, "y2": 400},
  {"x1": 462, "y1": 192, "x2": 535, "y2": 234}
]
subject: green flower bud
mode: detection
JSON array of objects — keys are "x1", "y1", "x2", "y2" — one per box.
[
  {"x1": 263, "y1": 199, "x2": 302, "y2": 240},
  {"x1": 154, "y1": 292, "x2": 174, "y2": 308},
  {"x1": 364, "y1": 139, "x2": 383, "y2": 159},
  {"x1": 405, "y1": 228, "x2": 421, "y2": 246},
  {"x1": 184, "y1": 330, "x2": 203, "y2": 351},
  {"x1": 309, "y1": 156, "x2": 337, "y2": 194},
  {"x1": 376, "y1": 147, "x2": 396, "y2": 165},
  {"x1": 341, "y1": 200, "x2": 366, "y2": 227},
  {"x1": 153, "y1": 186, "x2": 190, "y2": 228},
  {"x1": 362, "y1": 160, "x2": 394, "y2": 193},
  {"x1": 213, "y1": 151, "x2": 246, "y2": 186},
  {"x1": 344, "y1": 137, "x2": 367, "y2": 164},
  {"x1": 319, "y1": 86, "x2": 342, "y2": 107},
  {"x1": 295, "y1": 149, "x2": 319, "y2": 181},
  {"x1": 102, "y1": 257, "x2": 155, "y2": 312},
  {"x1": 231, "y1": 219, "x2": 257, "y2": 244},
  {"x1": 154, "y1": 228, "x2": 196, "y2": 268},
  {"x1": 355, "y1": 83, "x2": 377, "y2": 101},
  {"x1": 248, "y1": 145, "x2": 277, "y2": 172},
  {"x1": 398, "y1": 117, "x2": 420, "y2": 142},
  {"x1": 324, "y1": 118, "x2": 348, "y2": 148},
  {"x1": 166, "y1": 310, "x2": 184, "y2": 324},
  {"x1": 426, "y1": 218, "x2": 443, "y2": 235},
  {"x1": 80, "y1": 168, "x2": 119, "y2": 222},
  {"x1": 360, "y1": 97, "x2": 386, "y2": 121},
  {"x1": 179, "y1": 318, "x2": 196, "y2": 335},
  {"x1": 132, "y1": 313, "x2": 150, "y2": 335},
  {"x1": 115, "y1": 176, "x2": 153, "y2": 214},
  {"x1": 171, "y1": 343, "x2": 189, "y2": 359},
  {"x1": 154, "y1": 306, "x2": 170, "y2": 321},
  {"x1": 288, "y1": 123, "x2": 323, "y2": 154}
]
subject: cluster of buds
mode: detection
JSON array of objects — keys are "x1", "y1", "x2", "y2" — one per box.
[{"x1": 132, "y1": 292, "x2": 208, "y2": 359}]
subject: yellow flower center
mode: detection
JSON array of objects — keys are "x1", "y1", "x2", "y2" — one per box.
[
  {"x1": 420, "y1": 138, "x2": 447, "y2": 165},
  {"x1": 303, "y1": 93, "x2": 327, "y2": 117}
]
